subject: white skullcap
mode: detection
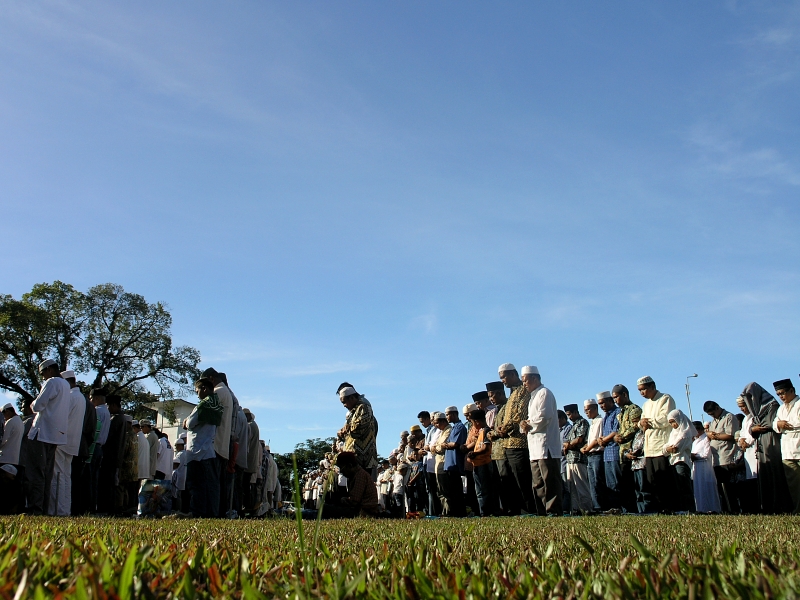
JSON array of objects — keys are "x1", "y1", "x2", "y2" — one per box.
[
  {"x1": 2, "y1": 403, "x2": 13, "y2": 411},
  {"x1": 637, "y1": 375, "x2": 654, "y2": 386},
  {"x1": 0, "y1": 464, "x2": 17, "y2": 477},
  {"x1": 60, "y1": 370, "x2": 76, "y2": 379},
  {"x1": 132, "y1": 420, "x2": 139, "y2": 426},
  {"x1": 583, "y1": 398, "x2": 598, "y2": 407},
  {"x1": 521, "y1": 366, "x2": 539, "y2": 376},
  {"x1": 339, "y1": 386, "x2": 358, "y2": 397},
  {"x1": 432, "y1": 411, "x2": 445, "y2": 421},
  {"x1": 179, "y1": 432, "x2": 187, "y2": 439},
  {"x1": 498, "y1": 363, "x2": 516, "y2": 374},
  {"x1": 445, "y1": 405, "x2": 458, "y2": 413},
  {"x1": 175, "y1": 437, "x2": 185, "y2": 445},
  {"x1": 463, "y1": 403, "x2": 478, "y2": 414},
  {"x1": 596, "y1": 391, "x2": 612, "y2": 400},
  {"x1": 140, "y1": 419, "x2": 152, "y2": 426},
  {"x1": 39, "y1": 359, "x2": 57, "y2": 371}
]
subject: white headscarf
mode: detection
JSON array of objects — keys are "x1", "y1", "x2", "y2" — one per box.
[{"x1": 666, "y1": 409, "x2": 693, "y2": 448}]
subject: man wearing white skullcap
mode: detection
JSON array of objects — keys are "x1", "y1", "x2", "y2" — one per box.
[
  {"x1": 580, "y1": 398, "x2": 605, "y2": 511},
  {"x1": 637, "y1": 376, "x2": 677, "y2": 512},
  {"x1": 519, "y1": 366, "x2": 562, "y2": 515},
  {"x1": 337, "y1": 385, "x2": 378, "y2": 477},
  {"x1": 133, "y1": 419, "x2": 150, "y2": 481},
  {"x1": 26, "y1": 359, "x2": 70, "y2": 515},
  {"x1": 0, "y1": 403, "x2": 23, "y2": 473},
  {"x1": 495, "y1": 363, "x2": 537, "y2": 514},
  {"x1": 46, "y1": 370, "x2": 87, "y2": 516},
  {"x1": 595, "y1": 391, "x2": 623, "y2": 513}
]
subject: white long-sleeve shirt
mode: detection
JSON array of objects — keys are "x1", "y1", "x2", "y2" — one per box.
[
  {"x1": 136, "y1": 431, "x2": 150, "y2": 479},
  {"x1": 95, "y1": 403, "x2": 111, "y2": 446},
  {"x1": 524, "y1": 384, "x2": 562, "y2": 461},
  {"x1": 212, "y1": 384, "x2": 233, "y2": 459},
  {"x1": 0, "y1": 415, "x2": 23, "y2": 465},
  {"x1": 28, "y1": 376, "x2": 71, "y2": 446},
  {"x1": 156, "y1": 437, "x2": 174, "y2": 476},
  {"x1": 640, "y1": 392, "x2": 676, "y2": 457},
  {"x1": 774, "y1": 398, "x2": 800, "y2": 460},
  {"x1": 63, "y1": 387, "x2": 87, "y2": 456}
]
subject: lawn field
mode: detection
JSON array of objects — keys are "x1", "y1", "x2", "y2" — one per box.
[{"x1": 1, "y1": 515, "x2": 799, "y2": 599}]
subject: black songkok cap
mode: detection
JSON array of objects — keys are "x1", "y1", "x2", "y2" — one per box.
[
  {"x1": 201, "y1": 367, "x2": 219, "y2": 379},
  {"x1": 486, "y1": 381, "x2": 504, "y2": 392},
  {"x1": 563, "y1": 403, "x2": 579, "y2": 412},
  {"x1": 774, "y1": 379, "x2": 793, "y2": 392},
  {"x1": 472, "y1": 391, "x2": 489, "y2": 402}
]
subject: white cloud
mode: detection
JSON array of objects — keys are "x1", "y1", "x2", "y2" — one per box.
[
  {"x1": 410, "y1": 312, "x2": 438, "y2": 334},
  {"x1": 686, "y1": 125, "x2": 800, "y2": 187}
]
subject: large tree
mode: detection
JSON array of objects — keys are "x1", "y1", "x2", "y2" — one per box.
[
  {"x1": 0, "y1": 281, "x2": 200, "y2": 413},
  {"x1": 273, "y1": 437, "x2": 337, "y2": 489}
]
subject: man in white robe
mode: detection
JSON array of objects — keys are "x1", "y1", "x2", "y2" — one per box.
[
  {"x1": 133, "y1": 421, "x2": 150, "y2": 480},
  {"x1": 28, "y1": 359, "x2": 70, "y2": 515},
  {"x1": 48, "y1": 370, "x2": 86, "y2": 515},
  {"x1": 519, "y1": 366, "x2": 563, "y2": 516},
  {"x1": 637, "y1": 375, "x2": 677, "y2": 513}
]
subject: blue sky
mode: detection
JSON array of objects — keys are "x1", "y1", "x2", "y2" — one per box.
[{"x1": 2, "y1": 2, "x2": 799, "y2": 456}]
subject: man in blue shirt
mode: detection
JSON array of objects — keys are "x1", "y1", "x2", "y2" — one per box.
[
  {"x1": 440, "y1": 406, "x2": 468, "y2": 517},
  {"x1": 597, "y1": 392, "x2": 622, "y2": 512}
]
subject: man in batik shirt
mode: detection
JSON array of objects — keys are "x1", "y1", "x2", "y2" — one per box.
[
  {"x1": 612, "y1": 384, "x2": 641, "y2": 513},
  {"x1": 496, "y1": 363, "x2": 537, "y2": 515},
  {"x1": 337, "y1": 387, "x2": 378, "y2": 477}
]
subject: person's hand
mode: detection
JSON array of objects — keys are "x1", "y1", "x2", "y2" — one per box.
[
  {"x1": 467, "y1": 452, "x2": 475, "y2": 459},
  {"x1": 777, "y1": 420, "x2": 793, "y2": 432},
  {"x1": 707, "y1": 431, "x2": 716, "y2": 440},
  {"x1": 639, "y1": 418, "x2": 650, "y2": 431},
  {"x1": 562, "y1": 442, "x2": 569, "y2": 454},
  {"x1": 520, "y1": 420, "x2": 532, "y2": 433},
  {"x1": 614, "y1": 434, "x2": 623, "y2": 444},
  {"x1": 665, "y1": 445, "x2": 675, "y2": 454},
  {"x1": 580, "y1": 446, "x2": 588, "y2": 454}
]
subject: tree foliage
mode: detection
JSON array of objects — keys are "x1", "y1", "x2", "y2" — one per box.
[
  {"x1": 0, "y1": 281, "x2": 201, "y2": 412},
  {"x1": 273, "y1": 437, "x2": 336, "y2": 488}
]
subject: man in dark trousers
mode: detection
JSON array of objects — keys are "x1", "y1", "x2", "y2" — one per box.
[{"x1": 97, "y1": 395, "x2": 127, "y2": 515}]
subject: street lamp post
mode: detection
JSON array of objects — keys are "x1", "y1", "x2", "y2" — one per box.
[{"x1": 685, "y1": 374, "x2": 698, "y2": 421}]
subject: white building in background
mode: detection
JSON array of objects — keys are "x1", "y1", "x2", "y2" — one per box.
[{"x1": 144, "y1": 399, "x2": 196, "y2": 445}]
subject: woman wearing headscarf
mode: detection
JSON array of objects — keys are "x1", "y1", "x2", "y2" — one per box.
[
  {"x1": 690, "y1": 421, "x2": 721, "y2": 513},
  {"x1": 741, "y1": 382, "x2": 792, "y2": 514},
  {"x1": 664, "y1": 409, "x2": 695, "y2": 512}
]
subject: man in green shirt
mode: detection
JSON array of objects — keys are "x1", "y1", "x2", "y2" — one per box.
[{"x1": 611, "y1": 384, "x2": 641, "y2": 514}]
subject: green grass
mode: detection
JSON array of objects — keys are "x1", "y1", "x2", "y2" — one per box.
[{"x1": 1, "y1": 515, "x2": 799, "y2": 598}]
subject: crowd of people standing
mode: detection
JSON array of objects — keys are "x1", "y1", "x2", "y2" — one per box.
[
  {"x1": 313, "y1": 365, "x2": 800, "y2": 518},
  {"x1": 0, "y1": 360, "x2": 281, "y2": 517}
]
